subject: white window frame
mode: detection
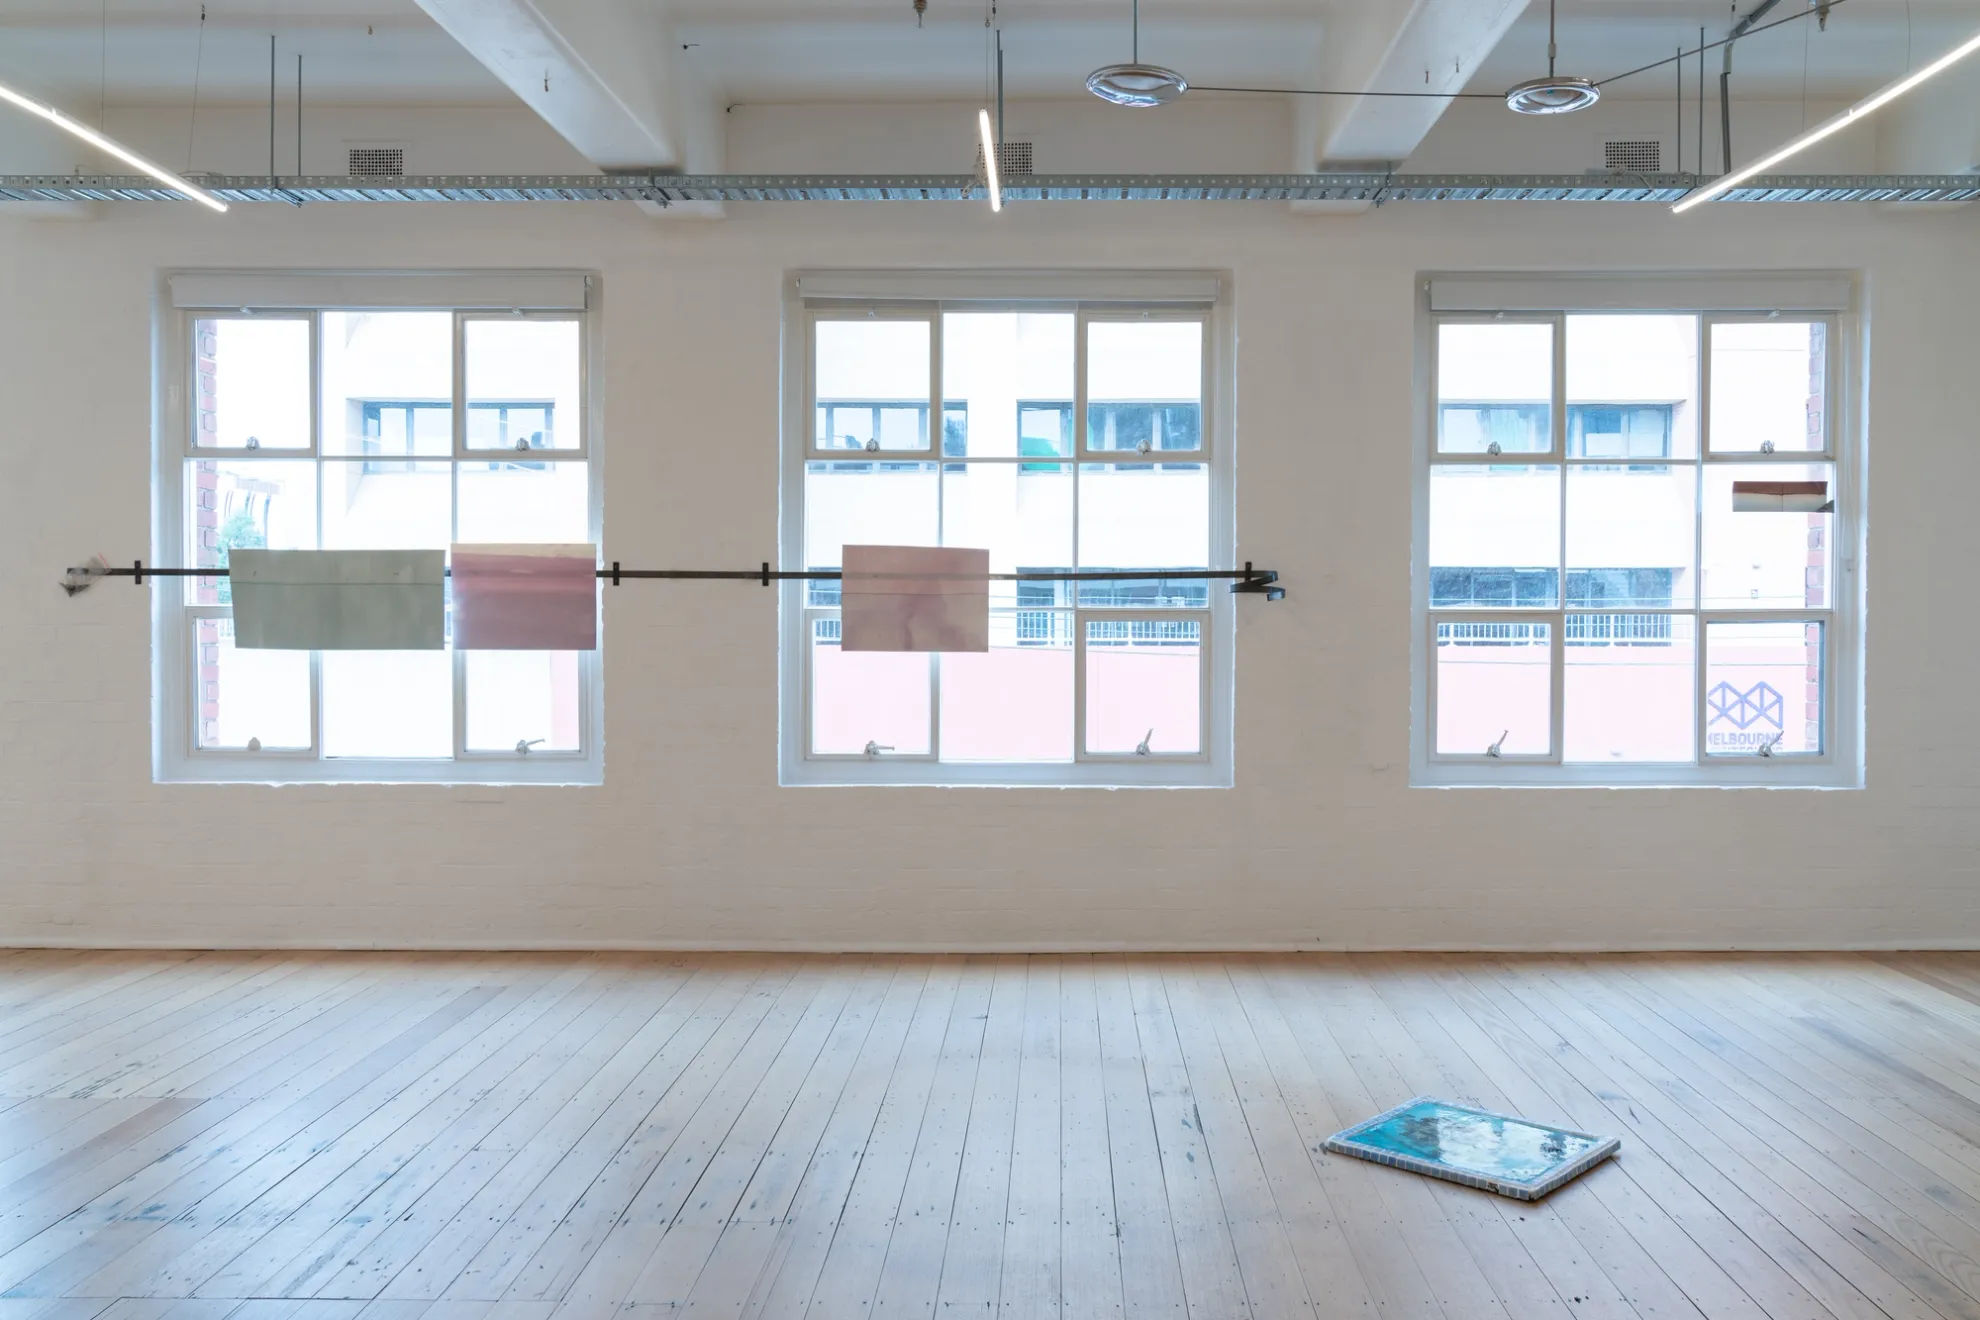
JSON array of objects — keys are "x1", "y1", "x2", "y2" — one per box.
[
  {"x1": 1411, "y1": 272, "x2": 1864, "y2": 789},
  {"x1": 152, "y1": 270, "x2": 605, "y2": 785},
  {"x1": 780, "y1": 271, "x2": 1235, "y2": 788}
]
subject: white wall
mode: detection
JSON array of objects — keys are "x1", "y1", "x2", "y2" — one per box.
[{"x1": 4, "y1": 103, "x2": 1979, "y2": 952}]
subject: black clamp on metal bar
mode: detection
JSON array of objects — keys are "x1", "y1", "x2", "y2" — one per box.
[
  {"x1": 760, "y1": 561, "x2": 770, "y2": 587},
  {"x1": 1230, "y1": 561, "x2": 1284, "y2": 601},
  {"x1": 611, "y1": 560, "x2": 621, "y2": 586},
  {"x1": 133, "y1": 559, "x2": 144, "y2": 587}
]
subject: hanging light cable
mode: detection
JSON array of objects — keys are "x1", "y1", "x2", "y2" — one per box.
[
  {"x1": 1673, "y1": 22, "x2": 1980, "y2": 211},
  {"x1": 0, "y1": 77, "x2": 228, "y2": 212}
]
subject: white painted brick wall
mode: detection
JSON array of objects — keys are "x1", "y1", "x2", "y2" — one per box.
[{"x1": 1, "y1": 189, "x2": 1975, "y2": 950}]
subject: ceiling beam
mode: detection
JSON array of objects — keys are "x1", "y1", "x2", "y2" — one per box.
[
  {"x1": 410, "y1": 0, "x2": 723, "y2": 217},
  {"x1": 1296, "y1": 0, "x2": 1525, "y2": 177}
]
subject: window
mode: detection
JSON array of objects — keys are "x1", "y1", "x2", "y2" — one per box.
[
  {"x1": 1417, "y1": 285, "x2": 1859, "y2": 787},
  {"x1": 155, "y1": 274, "x2": 601, "y2": 784},
  {"x1": 782, "y1": 282, "x2": 1231, "y2": 786}
]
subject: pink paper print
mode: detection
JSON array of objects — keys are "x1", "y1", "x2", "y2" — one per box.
[
  {"x1": 840, "y1": 545, "x2": 989, "y2": 653},
  {"x1": 451, "y1": 543, "x2": 598, "y2": 650}
]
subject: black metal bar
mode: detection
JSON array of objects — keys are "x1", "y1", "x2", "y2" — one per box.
[{"x1": 87, "y1": 562, "x2": 1283, "y2": 588}]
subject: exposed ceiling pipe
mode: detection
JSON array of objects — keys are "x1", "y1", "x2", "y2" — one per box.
[{"x1": 1722, "y1": 0, "x2": 1784, "y2": 171}]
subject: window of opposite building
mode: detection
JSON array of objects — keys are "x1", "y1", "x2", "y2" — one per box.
[
  {"x1": 1414, "y1": 274, "x2": 1862, "y2": 787},
  {"x1": 153, "y1": 272, "x2": 603, "y2": 785},
  {"x1": 780, "y1": 274, "x2": 1235, "y2": 787}
]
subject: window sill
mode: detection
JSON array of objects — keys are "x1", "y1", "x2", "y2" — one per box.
[
  {"x1": 1411, "y1": 760, "x2": 1860, "y2": 789},
  {"x1": 155, "y1": 756, "x2": 603, "y2": 786},
  {"x1": 782, "y1": 759, "x2": 1231, "y2": 789}
]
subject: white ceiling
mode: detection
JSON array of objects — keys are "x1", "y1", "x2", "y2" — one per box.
[{"x1": 0, "y1": 0, "x2": 1973, "y2": 113}]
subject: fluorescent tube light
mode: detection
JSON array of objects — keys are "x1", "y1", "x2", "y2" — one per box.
[
  {"x1": 0, "y1": 78, "x2": 229, "y2": 213},
  {"x1": 978, "y1": 108, "x2": 1002, "y2": 213},
  {"x1": 1673, "y1": 25, "x2": 1980, "y2": 213}
]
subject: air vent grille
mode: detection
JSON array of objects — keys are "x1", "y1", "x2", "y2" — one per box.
[
  {"x1": 347, "y1": 147, "x2": 406, "y2": 177},
  {"x1": 1603, "y1": 140, "x2": 1662, "y2": 173},
  {"x1": 974, "y1": 141, "x2": 1034, "y2": 176}
]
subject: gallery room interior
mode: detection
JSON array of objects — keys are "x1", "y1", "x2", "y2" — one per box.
[{"x1": 2, "y1": 0, "x2": 1980, "y2": 1314}]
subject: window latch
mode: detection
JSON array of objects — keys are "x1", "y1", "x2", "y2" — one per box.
[
  {"x1": 245, "y1": 436, "x2": 261, "y2": 451},
  {"x1": 863, "y1": 741, "x2": 894, "y2": 758},
  {"x1": 1486, "y1": 729, "x2": 1508, "y2": 758},
  {"x1": 246, "y1": 737, "x2": 262, "y2": 752},
  {"x1": 865, "y1": 438, "x2": 880, "y2": 452},
  {"x1": 1136, "y1": 439, "x2": 1152, "y2": 455},
  {"x1": 515, "y1": 438, "x2": 530, "y2": 452},
  {"x1": 515, "y1": 738, "x2": 545, "y2": 754},
  {"x1": 1486, "y1": 440, "x2": 1502, "y2": 456},
  {"x1": 1135, "y1": 729, "x2": 1154, "y2": 756},
  {"x1": 1755, "y1": 732, "x2": 1783, "y2": 757},
  {"x1": 1760, "y1": 440, "x2": 1776, "y2": 454}
]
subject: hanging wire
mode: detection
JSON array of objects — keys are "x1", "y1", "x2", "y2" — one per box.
[{"x1": 1595, "y1": 0, "x2": 1848, "y2": 87}]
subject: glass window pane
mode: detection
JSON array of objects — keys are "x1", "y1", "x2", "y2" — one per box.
[
  {"x1": 1434, "y1": 620, "x2": 1551, "y2": 756},
  {"x1": 322, "y1": 312, "x2": 453, "y2": 456},
  {"x1": 803, "y1": 461, "x2": 939, "y2": 604},
  {"x1": 1564, "y1": 615, "x2": 1695, "y2": 762},
  {"x1": 1084, "y1": 617, "x2": 1202, "y2": 755},
  {"x1": 321, "y1": 460, "x2": 452, "y2": 550},
  {"x1": 815, "y1": 321, "x2": 930, "y2": 452},
  {"x1": 1566, "y1": 465, "x2": 1695, "y2": 607},
  {"x1": 1428, "y1": 465, "x2": 1560, "y2": 608},
  {"x1": 810, "y1": 618, "x2": 931, "y2": 755},
  {"x1": 194, "y1": 616, "x2": 311, "y2": 750},
  {"x1": 466, "y1": 651, "x2": 580, "y2": 752},
  {"x1": 322, "y1": 651, "x2": 452, "y2": 758},
  {"x1": 943, "y1": 313, "x2": 1073, "y2": 458},
  {"x1": 1705, "y1": 621, "x2": 1823, "y2": 756},
  {"x1": 1437, "y1": 323, "x2": 1552, "y2": 454},
  {"x1": 194, "y1": 318, "x2": 310, "y2": 450},
  {"x1": 941, "y1": 462, "x2": 1071, "y2": 608},
  {"x1": 458, "y1": 461, "x2": 589, "y2": 543},
  {"x1": 1702, "y1": 462, "x2": 1833, "y2": 609},
  {"x1": 939, "y1": 612, "x2": 1073, "y2": 762},
  {"x1": 185, "y1": 459, "x2": 317, "y2": 606},
  {"x1": 1077, "y1": 463, "x2": 1209, "y2": 606},
  {"x1": 1709, "y1": 321, "x2": 1827, "y2": 453},
  {"x1": 1567, "y1": 315, "x2": 1698, "y2": 459},
  {"x1": 466, "y1": 320, "x2": 580, "y2": 451},
  {"x1": 1086, "y1": 321, "x2": 1202, "y2": 453}
]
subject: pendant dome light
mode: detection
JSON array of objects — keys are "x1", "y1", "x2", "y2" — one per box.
[
  {"x1": 1504, "y1": 0, "x2": 1601, "y2": 114},
  {"x1": 1086, "y1": 0, "x2": 1187, "y2": 106}
]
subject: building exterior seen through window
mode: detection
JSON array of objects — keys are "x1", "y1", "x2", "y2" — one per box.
[
  {"x1": 166, "y1": 306, "x2": 597, "y2": 781},
  {"x1": 791, "y1": 303, "x2": 1227, "y2": 784},
  {"x1": 1424, "y1": 310, "x2": 1846, "y2": 779}
]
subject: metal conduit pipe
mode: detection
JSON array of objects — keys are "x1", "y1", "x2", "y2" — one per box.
[{"x1": 1722, "y1": 0, "x2": 1784, "y2": 172}]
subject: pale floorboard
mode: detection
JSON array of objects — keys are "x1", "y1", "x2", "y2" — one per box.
[{"x1": 0, "y1": 952, "x2": 1975, "y2": 1319}]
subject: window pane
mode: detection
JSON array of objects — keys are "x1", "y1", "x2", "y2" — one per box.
[
  {"x1": 1702, "y1": 463, "x2": 1832, "y2": 609},
  {"x1": 815, "y1": 321, "x2": 930, "y2": 451},
  {"x1": 1086, "y1": 321, "x2": 1202, "y2": 453},
  {"x1": 939, "y1": 612, "x2": 1073, "y2": 762},
  {"x1": 804, "y1": 461, "x2": 939, "y2": 603},
  {"x1": 185, "y1": 459, "x2": 317, "y2": 606},
  {"x1": 1428, "y1": 465, "x2": 1560, "y2": 608},
  {"x1": 810, "y1": 618, "x2": 931, "y2": 755},
  {"x1": 320, "y1": 461, "x2": 451, "y2": 550},
  {"x1": 1077, "y1": 463, "x2": 1209, "y2": 606},
  {"x1": 1434, "y1": 621, "x2": 1551, "y2": 756},
  {"x1": 321, "y1": 651, "x2": 452, "y2": 758},
  {"x1": 1437, "y1": 323, "x2": 1552, "y2": 454},
  {"x1": 458, "y1": 461, "x2": 589, "y2": 543},
  {"x1": 1709, "y1": 321, "x2": 1827, "y2": 453},
  {"x1": 194, "y1": 616, "x2": 311, "y2": 750},
  {"x1": 1566, "y1": 465, "x2": 1695, "y2": 607},
  {"x1": 323, "y1": 312, "x2": 453, "y2": 456},
  {"x1": 466, "y1": 651, "x2": 580, "y2": 752},
  {"x1": 941, "y1": 462, "x2": 1071, "y2": 608},
  {"x1": 1567, "y1": 315, "x2": 1697, "y2": 459},
  {"x1": 465, "y1": 320, "x2": 580, "y2": 451},
  {"x1": 944, "y1": 312, "x2": 1073, "y2": 458},
  {"x1": 1084, "y1": 618, "x2": 1202, "y2": 755},
  {"x1": 1705, "y1": 621, "x2": 1823, "y2": 756},
  {"x1": 1564, "y1": 615, "x2": 1695, "y2": 762},
  {"x1": 194, "y1": 318, "x2": 310, "y2": 450}
]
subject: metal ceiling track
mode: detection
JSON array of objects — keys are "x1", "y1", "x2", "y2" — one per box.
[{"x1": 5, "y1": 172, "x2": 1979, "y2": 204}]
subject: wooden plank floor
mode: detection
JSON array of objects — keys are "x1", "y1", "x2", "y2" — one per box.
[{"x1": 0, "y1": 953, "x2": 1976, "y2": 1320}]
